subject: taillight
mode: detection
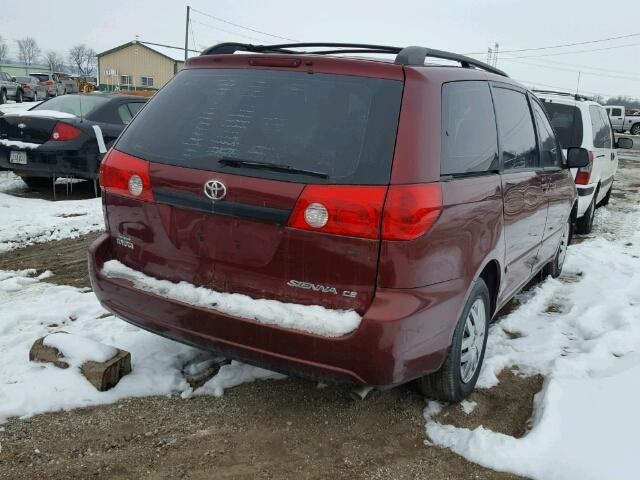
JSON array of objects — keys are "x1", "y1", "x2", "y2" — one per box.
[
  {"x1": 382, "y1": 184, "x2": 442, "y2": 240},
  {"x1": 45, "y1": 80, "x2": 54, "y2": 85},
  {"x1": 50, "y1": 122, "x2": 81, "y2": 141},
  {"x1": 99, "y1": 149, "x2": 153, "y2": 201},
  {"x1": 287, "y1": 183, "x2": 442, "y2": 241},
  {"x1": 288, "y1": 186, "x2": 386, "y2": 239},
  {"x1": 575, "y1": 150, "x2": 594, "y2": 185}
]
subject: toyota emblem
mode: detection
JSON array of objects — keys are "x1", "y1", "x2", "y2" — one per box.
[
  {"x1": 17, "y1": 123, "x2": 26, "y2": 129},
  {"x1": 204, "y1": 180, "x2": 227, "y2": 201}
]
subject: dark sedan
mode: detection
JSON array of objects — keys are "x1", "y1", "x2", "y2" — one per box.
[{"x1": 0, "y1": 93, "x2": 147, "y2": 188}]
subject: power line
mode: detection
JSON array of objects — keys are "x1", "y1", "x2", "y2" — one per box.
[
  {"x1": 500, "y1": 41, "x2": 640, "y2": 59},
  {"x1": 500, "y1": 56, "x2": 640, "y2": 77},
  {"x1": 139, "y1": 40, "x2": 200, "y2": 54},
  {"x1": 190, "y1": 7, "x2": 298, "y2": 42},
  {"x1": 502, "y1": 58, "x2": 640, "y2": 82},
  {"x1": 465, "y1": 31, "x2": 640, "y2": 55},
  {"x1": 191, "y1": 19, "x2": 273, "y2": 44}
]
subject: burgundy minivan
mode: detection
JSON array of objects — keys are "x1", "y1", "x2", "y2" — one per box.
[{"x1": 89, "y1": 43, "x2": 588, "y2": 401}]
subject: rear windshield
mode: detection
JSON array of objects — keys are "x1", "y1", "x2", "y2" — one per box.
[
  {"x1": 15, "y1": 76, "x2": 32, "y2": 83},
  {"x1": 116, "y1": 68, "x2": 404, "y2": 184},
  {"x1": 540, "y1": 100, "x2": 583, "y2": 149},
  {"x1": 29, "y1": 74, "x2": 49, "y2": 82},
  {"x1": 32, "y1": 95, "x2": 110, "y2": 117}
]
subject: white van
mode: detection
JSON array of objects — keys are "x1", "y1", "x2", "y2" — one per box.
[{"x1": 536, "y1": 91, "x2": 633, "y2": 233}]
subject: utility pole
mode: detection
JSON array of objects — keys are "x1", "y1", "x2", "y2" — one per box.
[
  {"x1": 576, "y1": 71, "x2": 581, "y2": 95},
  {"x1": 486, "y1": 46, "x2": 493, "y2": 66},
  {"x1": 184, "y1": 5, "x2": 190, "y2": 62},
  {"x1": 492, "y1": 42, "x2": 499, "y2": 67}
]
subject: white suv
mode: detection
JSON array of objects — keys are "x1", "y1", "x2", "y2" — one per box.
[{"x1": 536, "y1": 91, "x2": 633, "y2": 233}]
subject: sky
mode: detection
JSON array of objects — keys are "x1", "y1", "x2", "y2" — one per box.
[{"x1": 1, "y1": 0, "x2": 640, "y2": 99}]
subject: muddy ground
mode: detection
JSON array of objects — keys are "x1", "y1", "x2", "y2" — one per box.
[{"x1": 1, "y1": 154, "x2": 638, "y2": 479}]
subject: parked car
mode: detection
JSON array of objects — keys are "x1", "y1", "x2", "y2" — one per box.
[
  {"x1": 89, "y1": 42, "x2": 590, "y2": 403},
  {"x1": 28, "y1": 72, "x2": 66, "y2": 98},
  {"x1": 604, "y1": 105, "x2": 640, "y2": 135},
  {"x1": 0, "y1": 72, "x2": 24, "y2": 103},
  {"x1": 56, "y1": 72, "x2": 80, "y2": 94},
  {"x1": 537, "y1": 91, "x2": 633, "y2": 233},
  {"x1": 13, "y1": 76, "x2": 47, "y2": 102},
  {"x1": 0, "y1": 93, "x2": 147, "y2": 187}
]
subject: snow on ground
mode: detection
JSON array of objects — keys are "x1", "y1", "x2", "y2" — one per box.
[
  {"x1": 0, "y1": 269, "x2": 283, "y2": 424},
  {"x1": 103, "y1": 259, "x2": 362, "y2": 337},
  {"x1": 425, "y1": 155, "x2": 640, "y2": 480},
  {"x1": 0, "y1": 172, "x2": 103, "y2": 252}
]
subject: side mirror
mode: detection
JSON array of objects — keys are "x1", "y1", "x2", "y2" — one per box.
[
  {"x1": 11, "y1": 77, "x2": 16, "y2": 82},
  {"x1": 616, "y1": 137, "x2": 634, "y2": 149},
  {"x1": 566, "y1": 147, "x2": 590, "y2": 169}
]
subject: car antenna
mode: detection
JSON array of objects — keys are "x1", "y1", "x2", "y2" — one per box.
[{"x1": 78, "y1": 90, "x2": 84, "y2": 123}]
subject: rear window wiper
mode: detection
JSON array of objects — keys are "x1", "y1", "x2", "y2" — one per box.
[{"x1": 218, "y1": 157, "x2": 329, "y2": 179}]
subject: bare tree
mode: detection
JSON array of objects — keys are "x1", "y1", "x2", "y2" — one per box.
[
  {"x1": 43, "y1": 50, "x2": 65, "y2": 73},
  {"x1": 68, "y1": 44, "x2": 96, "y2": 75},
  {"x1": 0, "y1": 36, "x2": 7, "y2": 64},
  {"x1": 17, "y1": 37, "x2": 41, "y2": 66}
]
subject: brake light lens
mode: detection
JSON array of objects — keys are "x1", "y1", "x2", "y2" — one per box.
[
  {"x1": 288, "y1": 186, "x2": 386, "y2": 239},
  {"x1": 99, "y1": 149, "x2": 153, "y2": 201},
  {"x1": 382, "y1": 184, "x2": 442, "y2": 240},
  {"x1": 575, "y1": 150, "x2": 594, "y2": 185},
  {"x1": 45, "y1": 80, "x2": 54, "y2": 85},
  {"x1": 50, "y1": 122, "x2": 81, "y2": 141}
]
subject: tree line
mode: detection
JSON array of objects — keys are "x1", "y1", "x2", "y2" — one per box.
[{"x1": 0, "y1": 35, "x2": 96, "y2": 76}]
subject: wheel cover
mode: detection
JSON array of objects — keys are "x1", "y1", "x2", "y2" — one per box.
[
  {"x1": 460, "y1": 298, "x2": 486, "y2": 383},
  {"x1": 557, "y1": 220, "x2": 570, "y2": 268}
]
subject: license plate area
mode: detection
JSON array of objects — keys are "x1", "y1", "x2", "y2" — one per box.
[{"x1": 9, "y1": 151, "x2": 27, "y2": 165}]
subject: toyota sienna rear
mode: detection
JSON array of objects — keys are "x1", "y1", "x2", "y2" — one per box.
[{"x1": 89, "y1": 43, "x2": 583, "y2": 402}]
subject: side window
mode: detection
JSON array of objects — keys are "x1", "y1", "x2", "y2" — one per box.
[
  {"x1": 598, "y1": 108, "x2": 613, "y2": 149},
  {"x1": 441, "y1": 81, "x2": 498, "y2": 175},
  {"x1": 127, "y1": 102, "x2": 145, "y2": 117},
  {"x1": 492, "y1": 87, "x2": 538, "y2": 170},
  {"x1": 531, "y1": 100, "x2": 562, "y2": 168},
  {"x1": 611, "y1": 107, "x2": 622, "y2": 116},
  {"x1": 117, "y1": 104, "x2": 133, "y2": 125},
  {"x1": 589, "y1": 105, "x2": 608, "y2": 148}
]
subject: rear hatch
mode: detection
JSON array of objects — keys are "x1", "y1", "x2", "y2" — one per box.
[
  {"x1": 104, "y1": 61, "x2": 404, "y2": 313},
  {"x1": 0, "y1": 115, "x2": 57, "y2": 144},
  {"x1": 540, "y1": 98, "x2": 584, "y2": 179}
]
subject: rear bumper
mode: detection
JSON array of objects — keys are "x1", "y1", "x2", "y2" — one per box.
[
  {"x1": 0, "y1": 145, "x2": 100, "y2": 178},
  {"x1": 89, "y1": 233, "x2": 464, "y2": 386}
]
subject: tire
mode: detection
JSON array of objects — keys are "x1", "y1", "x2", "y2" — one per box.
[
  {"x1": 631, "y1": 124, "x2": 640, "y2": 136},
  {"x1": 575, "y1": 188, "x2": 598, "y2": 234},
  {"x1": 417, "y1": 279, "x2": 490, "y2": 403},
  {"x1": 0, "y1": 89, "x2": 6, "y2": 104},
  {"x1": 542, "y1": 216, "x2": 570, "y2": 278},
  {"x1": 599, "y1": 182, "x2": 613, "y2": 207},
  {"x1": 16, "y1": 89, "x2": 23, "y2": 103},
  {"x1": 19, "y1": 176, "x2": 53, "y2": 189}
]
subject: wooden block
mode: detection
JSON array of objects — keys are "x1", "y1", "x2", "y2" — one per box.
[{"x1": 29, "y1": 335, "x2": 131, "y2": 392}]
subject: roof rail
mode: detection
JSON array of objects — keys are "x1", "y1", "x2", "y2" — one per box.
[
  {"x1": 200, "y1": 42, "x2": 509, "y2": 77},
  {"x1": 532, "y1": 89, "x2": 592, "y2": 101}
]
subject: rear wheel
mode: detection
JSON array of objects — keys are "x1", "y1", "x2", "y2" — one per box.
[
  {"x1": 575, "y1": 188, "x2": 598, "y2": 234},
  {"x1": 631, "y1": 123, "x2": 640, "y2": 136},
  {"x1": 417, "y1": 279, "x2": 490, "y2": 403},
  {"x1": 599, "y1": 182, "x2": 613, "y2": 207},
  {"x1": 16, "y1": 89, "x2": 23, "y2": 103},
  {"x1": 19, "y1": 176, "x2": 53, "y2": 189},
  {"x1": 542, "y1": 217, "x2": 570, "y2": 278}
]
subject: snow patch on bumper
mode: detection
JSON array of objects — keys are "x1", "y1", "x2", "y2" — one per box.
[{"x1": 101, "y1": 260, "x2": 362, "y2": 338}]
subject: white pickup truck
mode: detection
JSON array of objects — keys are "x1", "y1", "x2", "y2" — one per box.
[{"x1": 605, "y1": 105, "x2": 640, "y2": 135}]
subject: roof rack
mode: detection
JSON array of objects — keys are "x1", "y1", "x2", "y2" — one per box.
[
  {"x1": 532, "y1": 89, "x2": 592, "y2": 101},
  {"x1": 200, "y1": 42, "x2": 509, "y2": 77}
]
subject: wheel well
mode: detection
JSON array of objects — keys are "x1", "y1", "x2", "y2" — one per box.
[{"x1": 479, "y1": 261, "x2": 500, "y2": 318}]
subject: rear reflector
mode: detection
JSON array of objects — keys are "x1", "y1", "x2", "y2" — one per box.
[
  {"x1": 575, "y1": 150, "x2": 594, "y2": 185},
  {"x1": 288, "y1": 186, "x2": 386, "y2": 239},
  {"x1": 288, "y1": 183, "x2": 442, "y2": 241},
  {"x1": 50, "y1": 122, "x2": 81, "y2": 141},
  {"x1": 382, "y1": 184, "x2": 442, "y2": 240},
  {"x1": 99, "y1": 149, "x2": 153, "y2": 201}
]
